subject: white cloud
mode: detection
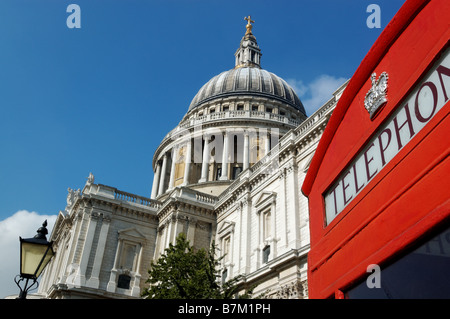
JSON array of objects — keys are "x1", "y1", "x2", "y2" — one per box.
[
  {"x1": 288, "y1": 75, "x2": 347, "y2": 116},
  {"x1": 286, "y1": 78, "x2": 308, "y2": 97},
  {"x1": 0, "y1": 210, "x2": 57, "y2": 298}
]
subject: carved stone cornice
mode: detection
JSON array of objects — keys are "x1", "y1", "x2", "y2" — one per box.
[
  {"x1": 89, "y1": 211, "x2": 100, "y2": 220},
  {"x1": 74, "y1": 189, "x2": 159, "y2": 224},
  {"x1": 195, "y1": 220, "x2": 210, "y2": 230},
  {"x1": 240, "y1": 195, "x2": 251, "y2": 207},
  {"x1": 273, "y1": 279, "x2": 308, "y2": 299}
]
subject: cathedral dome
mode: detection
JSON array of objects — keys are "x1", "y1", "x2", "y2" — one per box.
[
  {"x1": 152, "y1": 16, "x2": 308, "y2": 200},
  {"x1": 188, "y1": 68, "x2": 306, "y2": 115},
  {"x1": 187, "y1": 15, "x2": 305, "y2": 116}
]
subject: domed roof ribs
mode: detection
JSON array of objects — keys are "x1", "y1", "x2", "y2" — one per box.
[
  {"x1": 224, "y1": 69, "x2": 234, "y2": 92},
  {"x1": 251, "y1": 68, "x2": 261, "y2": 91},
  {"x1": 214, "y1": 72, "x2": 227, "y2": 95},
  {"x1": 234, "y1": 68, "x2": 240, "y2": 91},
  {"x1": 267, "y1": 71, "x2": 275, "y2": 96},
  {"x1": 204, "y1": 76, "x2": 215, "y2": 100},
  {"x1": 284, "y1": 83, "x2": 293, "y2": 101},
  {"x1": 247, "y1": 67, "x2": 252, "y2": 91},
  {"x1": 276, "y1": 76, "x2": 286, "y2": 99},
  {"x1": 219, "y1": 70, "x2": 228, "y2": 93}
]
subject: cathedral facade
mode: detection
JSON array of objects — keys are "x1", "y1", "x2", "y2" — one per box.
[{"x1": 37, "y1": 18, "x2": 346, "y2": 299}]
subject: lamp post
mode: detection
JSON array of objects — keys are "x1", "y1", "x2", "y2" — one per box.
[{"x1": 15, "y1": 220, "x2": 54, "y2": 299}]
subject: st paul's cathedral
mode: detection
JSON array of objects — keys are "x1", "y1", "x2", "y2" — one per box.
[{"x1": 37, "y1": 17, "x2": 346, "y2": 299}]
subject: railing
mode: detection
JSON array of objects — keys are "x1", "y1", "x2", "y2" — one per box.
[
  {"x1": 293, "y1": 96, "x2": 335, "y2": 138},
  {"x1": 114, "y1": 190, "x2": 161, "y2": 209},
  {"x1": 195, "y1": 192, "x2": 217, "y2": 205},
  {"x1": 164, "y1": 110, "x2": 301, "y2": 142}
]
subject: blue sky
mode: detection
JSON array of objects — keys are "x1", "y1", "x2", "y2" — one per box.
[{"x1": 0, "y1": 0, "x2": 405, "y2": 297}]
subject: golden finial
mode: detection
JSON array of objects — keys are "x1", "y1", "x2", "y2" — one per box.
[{"x1": 244, "y1": 15, "x2": 255, "y2": 35}]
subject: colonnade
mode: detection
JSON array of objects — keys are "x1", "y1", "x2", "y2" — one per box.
[{"x1": 151, "y1": 130, "x2": 275, "y2": 199}]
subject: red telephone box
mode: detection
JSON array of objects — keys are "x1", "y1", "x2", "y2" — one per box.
[{"x1": 302, "y1": 0, "x2": 450, "y2": 299}]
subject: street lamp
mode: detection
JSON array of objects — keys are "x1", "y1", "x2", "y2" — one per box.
[{"x1": 15, "y1": 220, "x2": 54, "y2": 299}]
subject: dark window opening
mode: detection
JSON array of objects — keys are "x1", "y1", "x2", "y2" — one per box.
[
  {"x1": 232, "y1": 166, "x2": 243, "y2": 180},
  {"x1": 263, "y1": 245, "x2": 270, "y2": 264},
  {"x1": 216, "y1": 166, "x2": 222, "y2": 181},
  {"x1": 233, "y1": 136, "x2": 238, "y2": 163},
  {"x1": 117, "y1": 274, "x2": 131, "y2": 290}
]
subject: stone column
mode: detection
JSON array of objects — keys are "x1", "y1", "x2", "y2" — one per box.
[
  {"x1": 154, "y1": 227, "x2": 164, "y2": 259},
  {"x1": 279, "y1": 168, "x2": 288, "y2": 248},
  {"x1": 183, "y1": 139, "x2": 192, "y2": 186},
  {"x1": 228, "y1": 225, "x2": 235, "y2": 276},
  {"x1": 220, "y1": 132, "x2": 229, "y2": 180},
  {"x1": 186, "y1": 217, "x2": 197, "y2": 244},
  {"x1": 86, "y1": 214, "x2": 111, "y2": 289},
  {"x1": 74, "y1": 211, "x2": 98, "y2": 287},
  {"x1": 158, "y1": 153, "x2": 168, "y2": 196},
  {"x1": 150, "y1": 162, "x2": 161, "y2": 199},
  {"x1": 164, "y1": 219, "x2": 172, "y2": 249},
  {"x1": 265, "y1": 132, "x2": 271, "y2": 156},
  {"x1": 271, "y1": 196, "x2": 277, "y2": 258},
  {"x1": 241, "y1": 196, "x2": 251, "y2": 274},
  {"x1": 199, "y1": 136, "x2": 210, "y2": 183},
  {"x1": 168, "y1": 147, "x2": 177, "y2": 191},
  {"x1": 171, "y1": 213, "x2": 186, "y2": 243},
  {"x1": 107, "y1": 238, "x2": 123, "y2": 293},
  {"x1": 131, "y1": 244, "x2": 143, "y2": 297},
  {"x1": 235, "y1": 203, "x2": 243, "y2": 272},
  {"x1": 287, "y1": 160, "x2": 301, "y2": 248},
  {"x1": 66, "y1": 212, "x2": 84, "y2": 287},
  {"x1": 256, "y1": 209, "x2": 262, "y2": 268},
  {"x1": 59, "y1": 216, "x2": 80, "y2": 286},
  {"x1": 243, "y1": 132, "x2": 249, "y2": 170}
]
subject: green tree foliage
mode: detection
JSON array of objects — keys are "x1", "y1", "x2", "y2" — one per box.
[{"x1": 142, "y1": 233, "x2": 253, "y2": 299}]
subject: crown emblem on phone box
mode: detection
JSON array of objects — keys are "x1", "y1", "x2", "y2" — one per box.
[{"x1": 364, "y1": 72, "x2": 388, "y2": 119}]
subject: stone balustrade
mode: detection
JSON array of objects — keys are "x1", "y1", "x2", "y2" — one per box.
[
  {"x1": 165, "y1": 109, "x2": 300, "y2": 142},
  {"x1": 114, "y1": 189, "x2": 161, "y2": 209}
]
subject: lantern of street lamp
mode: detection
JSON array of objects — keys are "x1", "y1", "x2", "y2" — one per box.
[{"x1": 15, "y1": 220, "x2": 54, "y2": 299}]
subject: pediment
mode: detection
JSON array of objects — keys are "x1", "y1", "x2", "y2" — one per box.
[
  {"x1": 118, "y1": 227, "x2": 147, "y2": 241},
  {"x1": 218, "y1": 220, "x2": 235, "y2": 235},
  {"x1": 253, "y1": 191, "x2": 277, "y2": 208}
]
